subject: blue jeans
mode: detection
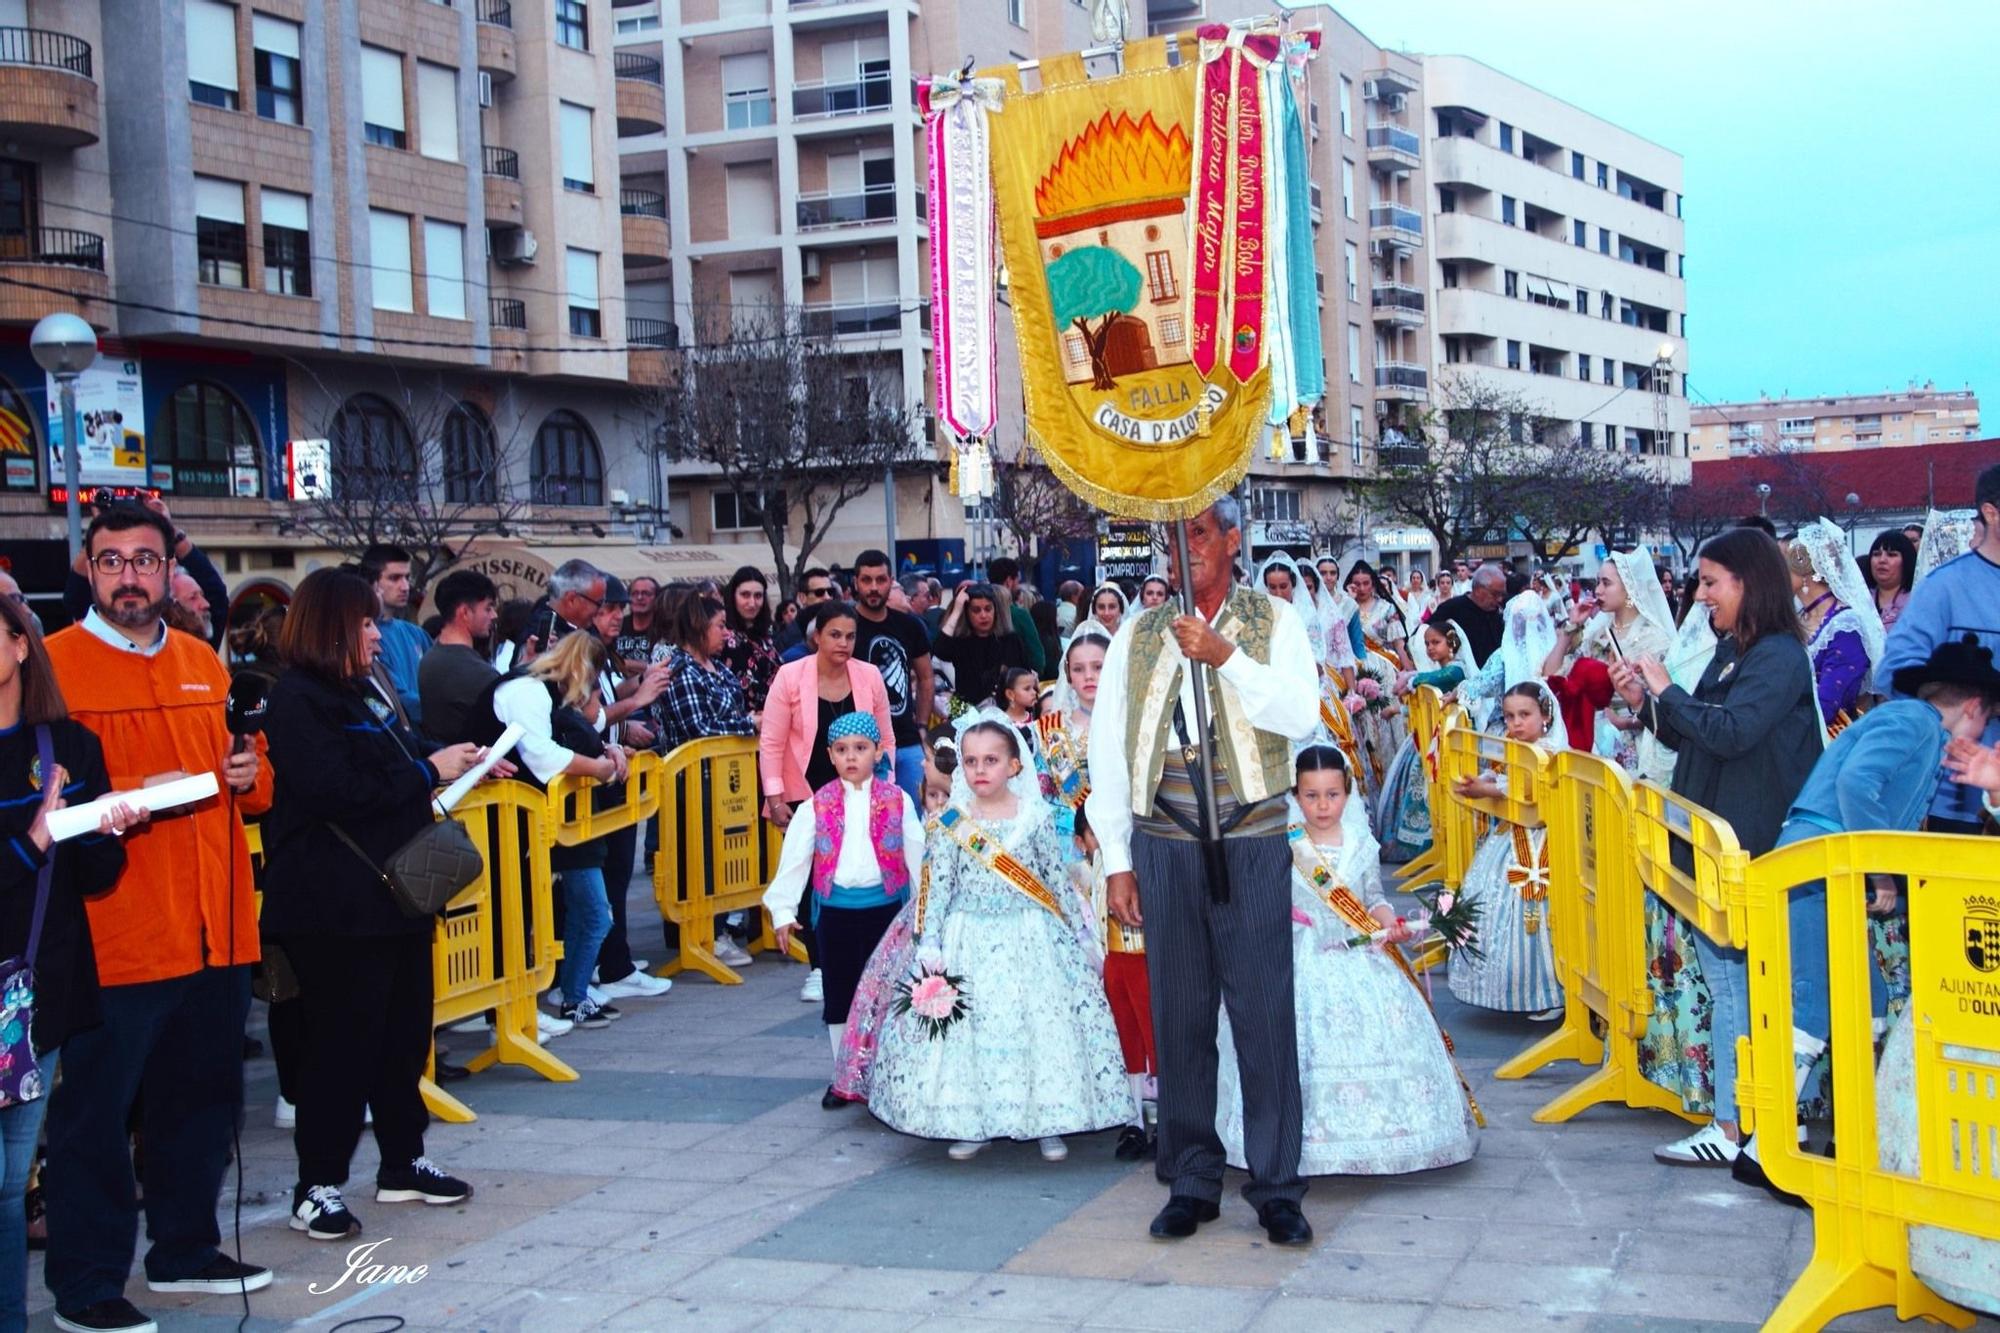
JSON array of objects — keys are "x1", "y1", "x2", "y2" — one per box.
[
  {"x1": 0, "y1": 1073, "x2": 51, "y2": 1333},
  {"x1": 1692, "y1": 877, "x2": 1830, "y2": 1125},
  {"x1": 557, "y1": 866, "x2": 611, "y2": 1009},
  {"x1": 892, "y1": 744, "x2": 925, "y2": 805}
]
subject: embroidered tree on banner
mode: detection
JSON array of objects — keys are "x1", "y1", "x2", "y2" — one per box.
[{"x1": 1047, "y1": 246, "x2": 1141, "y2": 391}]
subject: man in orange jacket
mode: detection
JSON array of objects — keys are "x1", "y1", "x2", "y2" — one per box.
[{"x1": 42, "y1": 504, "x2": 274, "y2": 1333}]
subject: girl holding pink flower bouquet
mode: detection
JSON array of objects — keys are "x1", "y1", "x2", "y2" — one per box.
[
  {"x1": 1217, "y1": 746, "x2": 1479, "y2": 1177},
  {"x1": 863, "y1": 718, "x2": 1134, "y2": 1163}
]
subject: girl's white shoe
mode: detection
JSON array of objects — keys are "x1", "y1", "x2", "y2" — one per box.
[
  {"x1": 947, "y1": 1139, "x2": 989, "y2": 1161},
  {"x1": 1038, "y1": 1137, "x2": 1068, "y2": 1162}
]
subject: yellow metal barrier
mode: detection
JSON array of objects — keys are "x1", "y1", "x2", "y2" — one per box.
[
  {"x1": 421, "y1": 780, "x2": 576, "y2": 1122},
  {"x1": 548, "y1": 749, "x2": 664, "y2": 843},
  {"x1": 651, "y1": 736, "x2": 791, "y2": 984},
  {"x1": 1629, "y1": 778, "x2": 1749, "y2": 952},
  {"x1": 1392, "y1": 685, "x2": 1448, "y2": 891},
  {"x1": 1745, "y1": 832, "x2": 1998, "y2": 1332},
  {"x1": 1501, "y1": 749, "x2": 1705, "y2": 1123}
]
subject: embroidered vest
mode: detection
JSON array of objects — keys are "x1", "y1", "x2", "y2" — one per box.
[
  {"x1": 809, "y1": 779, "x2": 911, "y2": 900},
  {"x1": 1122, "y1": 586, "x2": 1294, "y2": 818}
]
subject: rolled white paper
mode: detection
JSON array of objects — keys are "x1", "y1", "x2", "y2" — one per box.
[
  {"x1": 46, "y1": 771, "x2": 223, "y2": 843},
  {"x1": 435, "y1": 723, "x2": 526, "y2": 813}
]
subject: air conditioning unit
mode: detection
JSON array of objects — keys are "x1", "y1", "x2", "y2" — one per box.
[
  {"x1": 609, "y1": 487, "x2": 632, "y2": 507},
  {"x1": 1387, "y1": 93, "x2": 1406, "y2": 113},
  {"x1": 493, "y1": 229, "x2": 538, "y2": 266},
  {"x1": 1361, "y1": 79, "x2": 1379, "y2": 100},
  {"x1": 478, "y1": 72, "x2": 493, "y2": 108},
  {"x1": 802, "y1": 252, "x2": 821, "y2": 282}
]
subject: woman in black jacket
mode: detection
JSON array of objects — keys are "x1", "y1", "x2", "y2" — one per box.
[
  {"x1": 931, "y1": 583, "x2": 1029, "y2": 711},
  {"x1": 259, "y1": 569, "x2": 496, "y2": 1242},
  {"x1": 0, "y1": 595, "x2": 134, "y2": 1329},
  {"x1": 1613, "y1": 527, "x2": 1820, "y2": 1168}
]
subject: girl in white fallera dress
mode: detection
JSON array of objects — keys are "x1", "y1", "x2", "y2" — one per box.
[
  {"x1": 1446, "y1": 681, "x2": 1565, "y2": 1016},
  {"x1": 1217, "y1": 747, "x2": 1479, "y2": 1176},
  {"x1": 863, "y1": 719, "x2": 1135, "y2": 1161}
]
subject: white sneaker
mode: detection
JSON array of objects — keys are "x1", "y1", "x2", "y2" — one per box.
[
  {"x1": 1654, "y1": 1121, "x2": 1741, "y2": 1166},
  {"x1": 586, "y1": 984, "x2": 612, "y2": 1007},
  {"x1": 274, "y1": 1097, "x2": 296, "y2": 1129},
  {"x1": 444, "y1": 1016, "x2": 489, "y2": 1035},
  {"x1": 947, "y1": 1139, "x2": 989, "y2": 1161},
  {"x1": 799, "y1": 968, "x2": 824, "y2": 1004},
  {"x1": 630, "y1": 958, "x2": 651, "y2": 972},
  {"x1": 1528, "y1": 1006, "x2": 1565, "y2": 1023},
  {"x1": 715, "y1": 938, "x2": 754, "y2": 968},
  {"x1": 598, "y1": 970, "x2": 673, "y2": 1000},
  {"x1": 1038, "y1": 1136, "x2": 1068, "y2": 1162},
  {"x1": 538, "y1": 1010, "x2": 574, "y2": 1039}
]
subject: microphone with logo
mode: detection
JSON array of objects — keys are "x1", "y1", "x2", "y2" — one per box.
[{"x1": 225, "y1": 673, "x2": 270, "y2": 756}]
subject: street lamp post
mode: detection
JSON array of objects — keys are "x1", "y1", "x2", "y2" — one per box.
[
  {"x1": 1844, "y1": 491, "x2": 1862, "y2": 554},
  {"x1": 1756, "y1": 482, "x2": 1772, "y2": 518},
  {"x1": 30, "y1": 312, "x2": 100, "y2": 561}
]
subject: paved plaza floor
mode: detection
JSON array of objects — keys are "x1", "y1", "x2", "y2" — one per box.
[{"x1": 26, "y1": 875, "x2": 1992, "y2": 1333}]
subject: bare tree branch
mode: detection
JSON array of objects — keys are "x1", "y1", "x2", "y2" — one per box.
[
  {"x1": 285, "y1": 365, "x2": 532, "y2": 604},
  {"x1": 1363, "y1": 375, "x2": 1534, "y2": 563},
  {"x1": 635, "y1": 303, "x2": 927, "y2": 600},
  {"x1": 1509, "y1": 429, "x2": 1662, "y2": 562},
  {"x1": 988, "y1": 440, "x2": 1098, "y2": 559}
]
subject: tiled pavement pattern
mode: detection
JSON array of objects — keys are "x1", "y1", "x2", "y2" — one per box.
[{"x1": 27, "y1": 869, "x2": 1991, "y2": 1332}]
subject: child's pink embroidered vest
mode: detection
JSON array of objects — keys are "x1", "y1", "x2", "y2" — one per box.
[{"x1": 809, "y1": 779, "x2": 911, "y2": 899}]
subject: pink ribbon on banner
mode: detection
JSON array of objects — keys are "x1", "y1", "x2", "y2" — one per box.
[{"x1": 1188, "y1": 26, "x2": 1277, "y2": 388}]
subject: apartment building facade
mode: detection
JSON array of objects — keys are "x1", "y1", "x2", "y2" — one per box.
[
  {"x1": 1689, "y1": 385, "x2": 1981, "y2": 460},
  {"x1": 0, "y1": 0, "x2": 685, "y2": 614}
]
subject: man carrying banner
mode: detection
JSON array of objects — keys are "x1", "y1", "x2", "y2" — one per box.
[{"x1": 1086, "y1": 496, "x2": 1321, "y2": 1245}]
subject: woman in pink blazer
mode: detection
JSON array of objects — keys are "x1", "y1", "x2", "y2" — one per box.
[{"x1": 758, "y1": 601, "x2": 894, "y2": 826}]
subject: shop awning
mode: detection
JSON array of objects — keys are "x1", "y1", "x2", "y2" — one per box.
[{"x1": 456, "y1": 541, "x2": 769, "y2": 601}]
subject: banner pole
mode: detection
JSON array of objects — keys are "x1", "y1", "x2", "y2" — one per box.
[{"x1": 1172, "y1": 517, "x2": 1231, "y2": 905}]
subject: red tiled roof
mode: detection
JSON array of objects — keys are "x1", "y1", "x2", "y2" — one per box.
[{"x1": 1692, "y1": 438, "x2": 2000, "y2": 512}]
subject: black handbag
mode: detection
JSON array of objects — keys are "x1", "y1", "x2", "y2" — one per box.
[
  {"x1": 330, "y1": 816, "x2": 484, "y2": 919},
  {"x1": 327, "y1": 695, "x2": 486, "y2": 918}
]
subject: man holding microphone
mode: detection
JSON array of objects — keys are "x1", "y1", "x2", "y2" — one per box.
[{"x1": 43, "y1": 503, "x2": 273, "y2": 1333}]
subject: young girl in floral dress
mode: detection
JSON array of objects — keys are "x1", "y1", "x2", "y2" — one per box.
[
  {"x1": 1446, "y1": 680, "x2": 1566, "y2": 1018},
  {"x1": 863, "y1": 720, "x2": 1132, "y2": 1162},
  {"x1": 1218, "y1": 747, "x2": 1478, "y2": 1176},
  {"x1": 1378, "y1": 619, "x2": 1480, "y2": 862}
]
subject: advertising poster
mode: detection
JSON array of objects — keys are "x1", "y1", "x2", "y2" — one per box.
[{"x1": 46, "y1": 352, "x2": 146, "y2": 489}]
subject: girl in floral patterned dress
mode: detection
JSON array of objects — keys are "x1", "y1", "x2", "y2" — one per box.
[
  {"x1": 863, "y1": 720, "x2": 1132, "y2": 1162},
  {"x1": 1217, "y1": 747, "x2": 1477, "y2": 1176}
]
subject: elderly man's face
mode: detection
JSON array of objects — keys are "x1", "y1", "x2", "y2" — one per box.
[
  {"x1": 172, "y1": 569, "x2": 212, "y2": 636},
  {"x1": 1168, "y1": 505, "x2": 1240, "y2": 600},
  {"x1": 1469, "y1": 569, "x2": 1506, "y2": 611}
]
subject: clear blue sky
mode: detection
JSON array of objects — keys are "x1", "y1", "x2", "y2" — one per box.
[{"x1": 1321, "y1": 0, "x2": 2000, "y2": 407}]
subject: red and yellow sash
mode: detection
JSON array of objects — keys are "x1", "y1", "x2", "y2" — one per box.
[{"x1": 937, "y1": 807, "x2": 1067, "y2": 923}]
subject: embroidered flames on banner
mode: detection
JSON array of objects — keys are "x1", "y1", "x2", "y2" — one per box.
[{"x1": 987, "y1": 48, "x2": 1271, "y2": 521}]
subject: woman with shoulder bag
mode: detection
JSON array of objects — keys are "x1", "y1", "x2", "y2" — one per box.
[
  {"x1": 0, "y1": 595, "x2": 138, "y2": 1328},
  {"x1": 260, "y1": 569, "x2": 502, "y2": 1242}
]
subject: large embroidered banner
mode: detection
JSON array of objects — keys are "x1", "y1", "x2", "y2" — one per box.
[{"x1": 984, "y1": 40, "x2": 1272, "y2": 521}]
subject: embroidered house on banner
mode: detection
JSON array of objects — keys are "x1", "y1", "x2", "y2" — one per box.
[{"x1": 1035, "y1": 111, "x2": 1194, "y2": 393}]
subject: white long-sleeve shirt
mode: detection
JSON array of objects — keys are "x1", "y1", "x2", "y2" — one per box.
[
  {"x1": 1085, "y1": 589, "x2": 1320, "y2": 876},
  {"x1": 491, "y1": 676, "x2": 578, "y2": 785},
  {"x1": 761, "y1": 777, "x2": 926, "y2": 930}
]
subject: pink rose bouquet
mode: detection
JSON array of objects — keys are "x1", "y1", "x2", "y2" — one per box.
[
  {"x1": 893, "y1": 963, "x2": 971, "y2": 1040},
  {"x1": 1413, "y1": 883, "x2": 1482, "y2": 959}
]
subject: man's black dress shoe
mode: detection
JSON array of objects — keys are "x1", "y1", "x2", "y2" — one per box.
[
  {"x1": 435, "y1": 1059, "x2": 471, "y2": 1083},
  {"x1": 1731, "y1": 1140, "x2": 1807, "y2": 1210},
  {"x1": 1257, "y1": 1199, "x2": 1313, "y2": 1246},
  {"x1": 1148, "y1": 1195, "x2": 1220, "y2": 1239},
  {"x1": 821, "y1": 1085, "x2": 846, "y2": 1110},
  {"x1": 1114, "y1": 1125, "x2": 1152, "y2": 1161}
]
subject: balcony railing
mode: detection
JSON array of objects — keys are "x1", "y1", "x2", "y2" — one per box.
[
  {"x1": 482, "y1": 145, "x2": 519, "y2": 179},
  {"x1": 1370, "y1": 284, "x2": 1425, "y2": 313},
  {"x1": 802, "y1": 301, "x2": 901, "y2": 338},
  {"x1": 620, "y1": 188, "x2": 666, "y2": 217},
  {"x1": 0, "y1": 226, "x2": 105, "y2": 271},
  {"x1": 792, "y1": 73, "x2": 895, "y2": 119},
  {"x1": 1368, "y1": 204, "x2": 1423, "y2": 238},
  {"x1": 614, "y1": 51, "x2": 662, "y2": 84},
  {"x1": 1366, "y1": 123, "x2": 1420, "y2": 156},
  {"x1": 474, "y1": 0, "x2": 512, "y2": 27},
  {"x1": 796, "y1": 187, "x2": 921, "y2": 230},
  {"x1": 627, "y1": 317, "x2": 678, "y2": 348},
  {"x1": 490, "y1": 297, "x2": 526, "y2": 330},
  {"x1": 1374, "y1": 362, "x2": 1429, "y2": 391},
  {"x1": 0, "y1": 27, "x2": 93, "y2": 76}
]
